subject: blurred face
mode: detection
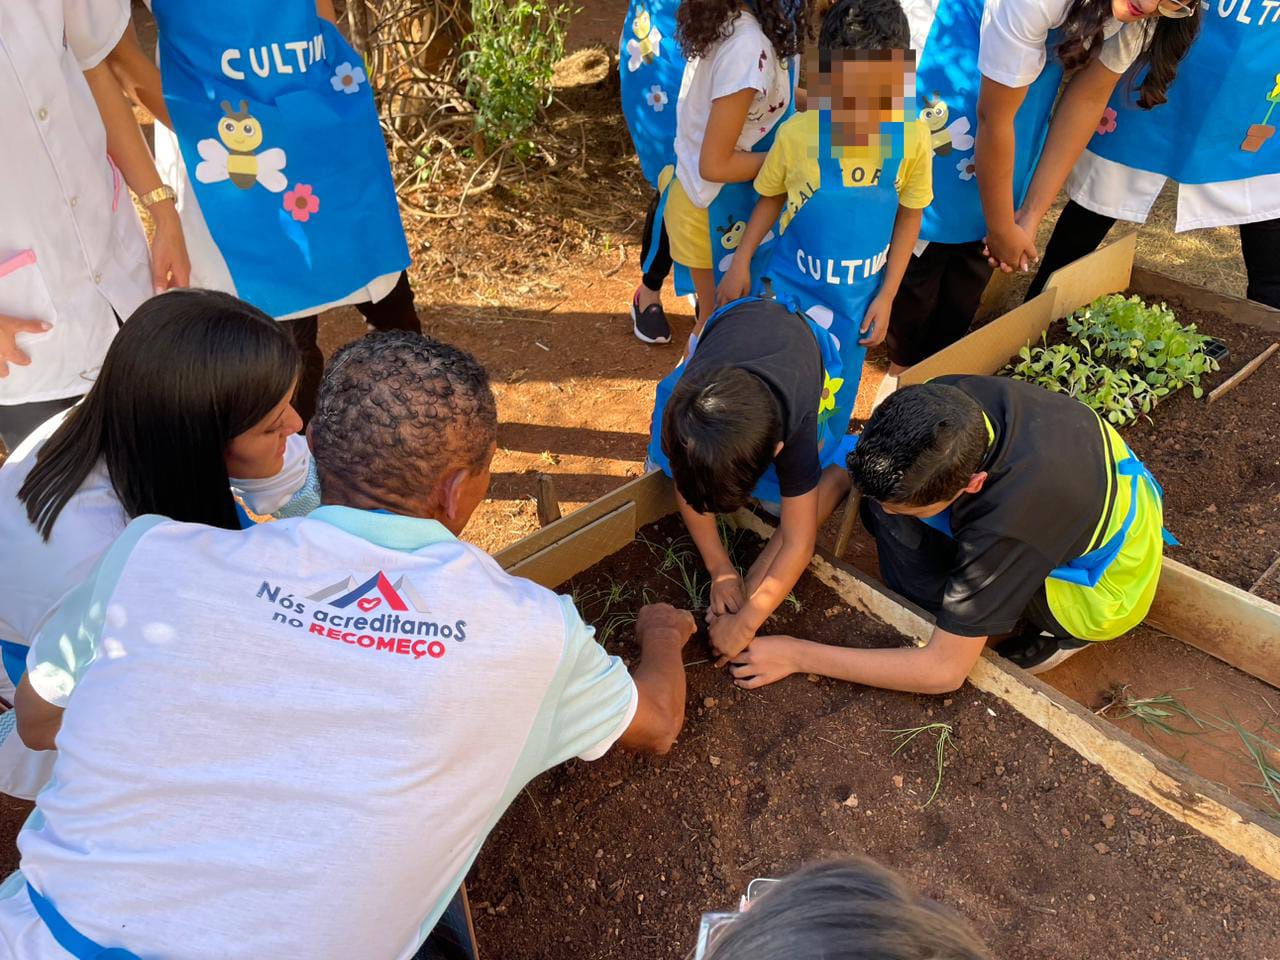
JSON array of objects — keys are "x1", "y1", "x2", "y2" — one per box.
[
  {"x1": 812, "y1": 48, "x2": 915, "y2": 142},
  {"x1": 224, "y1": 385, "x2": 303, "y2": 480}
]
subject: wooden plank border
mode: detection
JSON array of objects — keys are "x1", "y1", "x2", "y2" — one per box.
[
  {"x1": 1130, "y1": 265, "x2": 1280, "y2": 335},
  {"x1": 731, "y1": 509, "x2": 1280, "y2": 880},
  {"x1": 494, "y1": 471, "x2": 673, "y2": 572},
  {"x1": 1148, "y1": 559, "x2": 1280, "y2": 689},
  {"x1": 495, "y1": 495, "x2": 1280, "y2": 879},
  {"x1": 891, "y1": 237, "x2": 1280, "y2": 687}
]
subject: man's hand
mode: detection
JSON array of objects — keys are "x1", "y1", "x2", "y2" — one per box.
[
  {"x1": 727, "y1": 635, "x2": 802, "y2": 689},
  {"x1": 709, "y1": 566, "x2": 745, "y2": 617},
  {"x1": 635, "y1": 603, "x2": 697, "y2": 651},
  {"x1": 859, "y1": 290, "x2": 892, "y2": 347},
  {"x1": 0, "y1": 314, "x2": 51, "y2": 378},
  {"x1": 149, "y1": 204, "x2": 191, "y2": 293},
  {"x1": 983, "y1": 220, "x2": 1037, "y2": 274},
  {"x1": 716, "y1": 261, "x2": 751, "y2": 307}
]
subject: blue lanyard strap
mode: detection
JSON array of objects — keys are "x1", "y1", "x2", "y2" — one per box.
[
  {"x1": 0, "y1": 640, "x2": 28, "y2": 687},
  {"x1": 26, "y1": 883, "x2": 140, "y2": 960}
]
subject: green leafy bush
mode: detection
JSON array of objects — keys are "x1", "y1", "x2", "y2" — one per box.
[
  {"x1": 462, "y1": 0, "x2": 574, "y2": 153},
  {"x1": 1003, "y1": 294, "x2": 1219, "y2": 426}
]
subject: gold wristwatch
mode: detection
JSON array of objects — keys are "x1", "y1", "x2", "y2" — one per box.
[{"x1": 138, "y1": 185, "x2": 177, "y2": 208}]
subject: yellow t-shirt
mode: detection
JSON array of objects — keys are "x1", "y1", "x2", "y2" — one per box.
[{"x1": 754, "y1": 113, "x2": 934, "y2": 233}]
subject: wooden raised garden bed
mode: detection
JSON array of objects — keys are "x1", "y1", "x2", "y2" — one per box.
[
  {"x1": 476, "y1": 469, "x2": 1280, "y2": 959},
  {"x1": 892, "y1": 238, "x2": 1280, "y2": 827}
]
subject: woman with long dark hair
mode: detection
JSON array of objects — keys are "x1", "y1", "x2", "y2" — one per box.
[
  {"x1": 1027, "y1": 5, "x2": 1280, "y2": 309},
  {"x1": 0, "y1": 288, "x2": 304, "y2": 798},
  {"x1": 881, "y1": 0, "x2": 1201, "y2": 385}
]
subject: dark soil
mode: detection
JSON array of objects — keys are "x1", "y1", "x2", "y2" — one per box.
[{"x1": 470, "y1": 517, "x2": 1280, "y2": 960}]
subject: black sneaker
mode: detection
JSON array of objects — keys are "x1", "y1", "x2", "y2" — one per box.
[
  {"x1": 632, "y1": 290, "x2": 672, "y2": 344},
  {"x1": 994, "y1": 629, "x2": 1089, "y2": 675}
]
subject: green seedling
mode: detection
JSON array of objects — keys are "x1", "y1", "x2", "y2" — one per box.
[
  {"x1": 640, "y1": 534, "x2": 709, "y2": 610},
  {"x1": 888, "y1": 722, "x2": 956, "y2": 807},
  {"x1": 1003, "y1": 294, "x2": 1219, "y2": 426},
  {"x1": 1217, "y1": 716, "x2": 1280, "y2": 816},
  {"x1": 1097, "y1": 686, "x2": 1211, "y2": 738},
  {"x1": 783, "y1": 592, "x2": 802, "y2": 613}
]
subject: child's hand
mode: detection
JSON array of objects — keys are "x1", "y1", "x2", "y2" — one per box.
[
  {"x1": 709, "y1": 568, "x2": 746, "y2": 617},
  {"x1": 983, "y1": 221, "x2": 1038, "y2": 274},
  {"x1": 859, "y1": 292, "x2": 892, "y2": 347},
  {"x1": 709, "y1": 610, "x2": 757, "y2": 666},
  {"x1": 727, "y1": 635, "x2": 802, "y2": 689},
  {"x1": 715, "y1": 262, "x2": 751, "y2": 307}
]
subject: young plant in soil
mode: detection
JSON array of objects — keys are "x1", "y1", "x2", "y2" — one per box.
[
  {"x1": 889, "y1": 722, "x2": 957, "y2": 807},
  {"x1": 1003, "y1": 294, "x2": 1219, "y2": 425},
  {"x1": 1097, "y1": 685, "x2": 1211, "y2": 738},
  {"x1": 1097, "y1": 686, "x2": 1280, "y2": 817}
]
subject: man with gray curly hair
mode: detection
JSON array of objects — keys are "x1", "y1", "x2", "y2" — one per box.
[{"x1": 10, "y1": 332, "x2": 694, "y2": 960}]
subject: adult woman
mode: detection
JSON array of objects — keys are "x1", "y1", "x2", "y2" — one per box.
[
  {"x1": 1028, "y1": 6, "x2": 1279, "y2": 308},
  {"x1": 884, "y1": 0, "x2": 1200, "y2": 377},
  {"x1": 0, "y1": 288, "x2": 306, "y2": 798},
  {"x1": 104, "y1": 0, "x2": 418, "y2": 421},
  {"x1": 1, "y1": 0, "x2": 190, "y2": 451}
]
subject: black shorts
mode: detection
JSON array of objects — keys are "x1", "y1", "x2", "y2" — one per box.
[{"x1": 886, "y1": 240, "x2": 992, "y2": 368}]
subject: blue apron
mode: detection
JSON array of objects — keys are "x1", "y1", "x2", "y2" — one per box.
[
  {"x1": 153, "y1": 0, "x2": 410, "y2": 318},
  {"x1": 760, "y1": 111, "x2": 905, "y2": 454},
  {"x1": 915, "y1": 0, "x2": 1064, "y2": 244},
  {"x1": 920, "y1": 450, "x2": 1176, "y2": 587},
  {"x1": 1088, "y1": 8, "x2": 1280, "y2": 181},
  {"x1": 618, "y1": 0, "x2": 683, "y2": 189},
  {"x1": 703, "y1": 55, "x2": 797, "y2": 292},
  {"x1": 646, "y1": 296, "x2": 851, "y2": 504}
]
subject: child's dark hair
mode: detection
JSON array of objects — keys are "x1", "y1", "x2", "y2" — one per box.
[
  {"x1": 703, "y1": 858, "x2": 992, "y2": 960},
  {"x1": 846, "y1": 383, "x2": 987, "y2": 506},
  {"x1": 1056, "y1": 1, "x2": 1199, "y2": 108},
  {"x1": 819, "y1": 0, "x2": 910, "y2": 53},
  {"x1": 662, "y1": 367, "x2": 781, "y2": 514},
  {"x1": 677, "y1": 0, "x2": 808, "y2": 62}
]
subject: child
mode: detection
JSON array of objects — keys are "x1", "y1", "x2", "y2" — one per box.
[
  {"x1": 700, "y1": 858, "x2": 992, "y2": 960},
  {"x1": 727, "y1": 377, "x2": 1170, "y2": 692},
  {"x1": 662, "y1": 0, "x2": 806, "y2": 337},
  {"x1": 647, "y1": 296, "x2": 852, "y2": 667},
  {"x1": 883, "y1": 0, "x2": 1200, "y2": 380},
  {"x1": 719, "y1": 0, "x2": 932, "y2": 429},
  {"x1": 619, "y1": 0, "x2": 683, "y2": 344},
  {"x1": 1028, "y1": 7, "x2": 1278, "y2": 309},
  {"x1": 104, "y1": 0, "x2": 419, "y2": 422}
]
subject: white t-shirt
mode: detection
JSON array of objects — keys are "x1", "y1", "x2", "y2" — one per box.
[
  {"x1": 0, "y1": 413, "x2": 311, "y2": 654},
  {"x1": 0, "y1": 0, "x2": 152, "y2": 405},
  {"x1": 978, "y1": 0, "x2": 1148, "y2": 88},
  {"x1": 0, "y1": 413, "x2": 312, "y2": 800},
  {"x1": 673, "y1": 10, "x2": 794, "y2": 208},
  {"x1": 2, "y1": 507, "x2": 637, "y2": 959},
  {"x1": 143, "y1": 1, "x2": 399, "y2": 320}
]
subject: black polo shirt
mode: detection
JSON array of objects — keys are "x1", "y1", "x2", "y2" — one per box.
[
  {"x1": 931, "y1": 375, "x2": 1113, "y2": 637},
  {"x1": 683, "y1": 299, "x2": 824, "y2": 498}
]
